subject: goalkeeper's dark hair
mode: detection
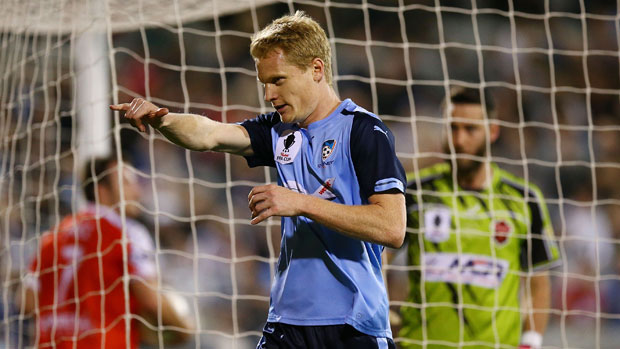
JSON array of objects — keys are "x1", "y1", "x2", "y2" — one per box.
[
  {"x1": 82, "y1": 155, "x2": 120, "y2": 203},
  {"x1": 443, "y1": 86, "x2": 497, "y2": 119}
]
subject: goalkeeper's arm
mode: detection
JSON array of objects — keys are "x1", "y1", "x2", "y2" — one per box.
[
  {"x1": 110, "y1": 98, "x2": 253, "y2": 155},
  {"x1": 520, "y1": 273, "x2": 551, "y2": 349}
]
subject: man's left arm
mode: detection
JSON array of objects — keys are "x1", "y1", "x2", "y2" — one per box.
[
  {"x1": 519, "y1": 185, "x2": 561, "y2": 348},
  {"x1": 248, "y1": 113, "x2": 407, "y2": 248},
  {"x1": 520, "y1": 273, "x2": 551, "y2": 348},
  {"x1": 248, "y1": 185, "x2": 405, "y2": 248}
]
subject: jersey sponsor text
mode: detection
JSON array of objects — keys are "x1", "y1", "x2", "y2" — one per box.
[{"x1": 423, "y1": 252, "x2": 509, "y2": 288}]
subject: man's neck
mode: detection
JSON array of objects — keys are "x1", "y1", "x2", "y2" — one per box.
[
  {"x1": 457, "y1": 162, "x2": 493, "y2": 191},
  {"x1": 299, "y1": 87, "x2": 341, "y2": 128}
]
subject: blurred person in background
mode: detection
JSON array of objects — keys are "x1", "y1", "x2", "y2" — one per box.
[
  {"x1": 16, "y1": 155, "x2": 193, "y2": 348},
  {"x1": 397, "y1": 87, "x2": 561, "y2": 349},
  {"x1": 111, "y1": 10, "x2": 406, "y2": 349}
]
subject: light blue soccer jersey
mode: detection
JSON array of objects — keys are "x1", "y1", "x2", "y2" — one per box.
[{"x1": 241, "y1": 99, "x2": 406, "y2": 338}]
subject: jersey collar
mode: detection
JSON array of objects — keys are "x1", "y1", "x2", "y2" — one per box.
[{"x1": 306, "y1": 99, "x2": 352, "y2": 131}]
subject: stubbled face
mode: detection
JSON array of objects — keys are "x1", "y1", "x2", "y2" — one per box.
[
  {"x1": 256, "y1": 49, "x2": 319, "y2": 125},
  {"x1": 106, "y1": 163, "x2": 141, "y2": 218},
  {"x1": 443, "y1": 103, "x2": 489, "y2": 174}
]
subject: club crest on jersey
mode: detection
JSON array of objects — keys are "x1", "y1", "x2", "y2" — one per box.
[
  {"x1": 491, "y1": 219, "x2": 514, "y2": 246},
  {"x1": 275, "y1": 130, "x2": 302, "y2": 164},
  {"x1": 424, "y1": 206, "x2": 451, "y2": 243},
  {"x1": 321, "y1": 139, "x2": 336, "y2": 161}
]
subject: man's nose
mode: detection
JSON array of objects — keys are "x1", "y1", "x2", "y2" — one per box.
[
  {"x1": 452, "y1": 128, "x2": 466, "y2": 149},
  {"x1": 264, "y1": 84, "x2": 277, "y2": 102}
]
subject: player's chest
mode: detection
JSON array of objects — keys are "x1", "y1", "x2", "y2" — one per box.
[
  {"x1": 420, "y1": 198, "x2": 527, "y2": 250},
  {"x1": 273, "y1": 128, "x2": 350, "y2": 199},
  {"x1": 273, "y1": 129, "x2": 347, "y2": 172}
]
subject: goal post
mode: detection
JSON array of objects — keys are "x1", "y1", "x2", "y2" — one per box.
[{"x1": 2, "y1": 1, "x2": 619, "y2": 348}]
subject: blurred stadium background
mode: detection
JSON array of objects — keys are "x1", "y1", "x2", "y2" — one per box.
[{"x1": 2, "y1": 0, "x2": 619, "y2": 348}]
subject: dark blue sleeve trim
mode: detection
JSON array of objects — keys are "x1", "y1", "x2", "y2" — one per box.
[
  {"x1": 349, "y1": 111, "x2": 406, "y2": 200},
  {"x1": 240, "y1": 113, "x2": 279, "y2": 168}
]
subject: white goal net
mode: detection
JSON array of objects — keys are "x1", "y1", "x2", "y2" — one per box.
[{"x1": 1, "y1": 0, "x2": 619, "y2": 348}]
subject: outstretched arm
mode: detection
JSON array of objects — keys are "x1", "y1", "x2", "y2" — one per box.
[
  {"x1": 110, "y1": 98, "x2": 253, "y2": 155},
  {"x1": 520, "y1": 273, "x2": 551, "y2": 348},
  {"x1": 248, "y1": 184, "x2": 406, "y2": 248}
]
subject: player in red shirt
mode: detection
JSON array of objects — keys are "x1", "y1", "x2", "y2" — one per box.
[{"x1": 18, "y1": 156, "x2": 193, "y2": 348}]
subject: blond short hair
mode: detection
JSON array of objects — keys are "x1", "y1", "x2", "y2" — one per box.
[{"x1": 250, "y1": 11, "x2": 333, "y2": 85}]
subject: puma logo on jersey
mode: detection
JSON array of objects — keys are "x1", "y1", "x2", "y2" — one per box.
[
  {"x1": 373, "y1": 125, "x2": 388, "y2": 139},
  {"x1": 463, "y1": 203, "x2": 482, "y2": 217}
]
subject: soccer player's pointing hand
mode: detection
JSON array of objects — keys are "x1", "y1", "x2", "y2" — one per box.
[
  {"x1": 248, "y1": 184, "x2": 304, "y2": 225},
  {"x1": 110, "y1": 98, "x2": 169, "y2": 133}
]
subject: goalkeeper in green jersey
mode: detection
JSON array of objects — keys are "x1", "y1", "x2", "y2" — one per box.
[{"x1": 398, "y1": 87, "x2": 560, "y2": 349}]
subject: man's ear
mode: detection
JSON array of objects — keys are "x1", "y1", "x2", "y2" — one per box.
[
  {"x1": 96, "y1": 182, "x2": 111, "y2": 205},
  {"x1": 311, "y1": 58, "x2": 325, "y2": 82},
  {"x1": 489, "y1": 122, "x2": 500, "y2": 143}
]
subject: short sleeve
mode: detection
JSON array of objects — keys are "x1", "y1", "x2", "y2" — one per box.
[
  {"x1": 240, "y1": 112, "x2": 280, "y2": 168},
  {"x1": 350, "y1": 113, "x2": 406, "y2": 200},
  {"x1": 519, "y1": 189, "x2": 561, "y2": 271}
]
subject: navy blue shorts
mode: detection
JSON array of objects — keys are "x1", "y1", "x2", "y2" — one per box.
[{"x1": 256, "y1": 322, "x2": 395, "y2": 349}]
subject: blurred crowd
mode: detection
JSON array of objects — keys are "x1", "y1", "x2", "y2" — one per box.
[{"x1": 1, "y1": 1, "x2": 619, "y2": 348}]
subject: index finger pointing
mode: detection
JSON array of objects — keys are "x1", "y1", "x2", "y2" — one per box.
[{"x1": 109, "y1": 103, "x2": 131, "y2": 111}]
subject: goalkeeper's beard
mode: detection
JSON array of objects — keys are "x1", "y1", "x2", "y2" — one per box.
[{"x1": 444, "y1": 141, "x2": 487, "y2": 181}]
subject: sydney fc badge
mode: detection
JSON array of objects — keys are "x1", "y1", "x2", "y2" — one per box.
[{"x1": 321, "y1": 139, "x2": 336, "y2": 161}]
